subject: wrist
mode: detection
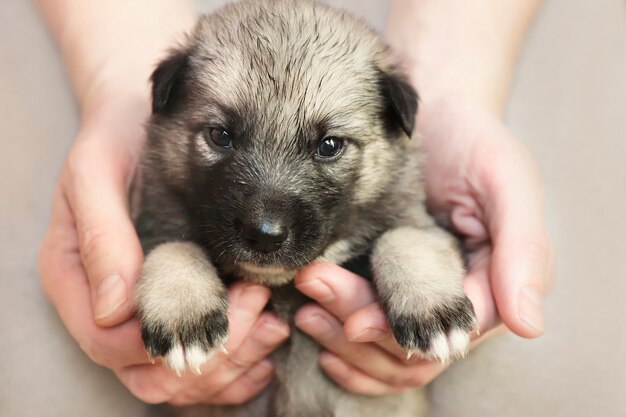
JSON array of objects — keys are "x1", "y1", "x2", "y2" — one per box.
[
  {"x1": 386, "y1": 0, "x2": 542, "y2": 119},
  {"x1": 73, "y1": 88, "x2": 149, "y2": 189},
  {"x1": 80, "y1": 80, "x2": 150, "y2": 126}
]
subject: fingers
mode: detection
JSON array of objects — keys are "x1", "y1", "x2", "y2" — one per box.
[
  {"x1": 195, "y1": 284, "x2": 287, "y2": 388},
  {"x1": 222, "y1": 314, "x2": 290, "y2": 371},
  {"x1": 341, "y1": 302, "x2": 404, "y2": 358},
  {"x1": 297, "y1": 262, "x2": 496, "y2": 360},
  {"x1": 39, "y1": 189, "x2": 151, "y2": 368},
  {"x1": 296, "y1": 304, "x2": 437, "y2": 387},
  {"x1": 318, "y1": 352, "x2": 407, "y2": 395},
  {"x1": 343, "y1": 246, "x2": 499, "y2": 356},
  {"x1": 462, "y1": 244, "x2": 500, "y2": 335},
  {"x1": 222, "y1": 282, "x2": 273, "y2": 353},
  {"x1": 65, "y1": 138, "x2": 143, "y2": 326},
  {"x1": 295, "y1": 263, "x2": 377, "y2": 321},
  {"x1": 118, "y1": 311, "x2": 288, "y2": 405},
  {"x1": 342, "y1": 303, "x2": 422, "y2": 361},
  {"x1": 483, "y1": 140, "x2": 552, "y2": 338},
  {"x1": 202, "y1": 360, "x2": 275, "y2": 405},
  {"x1": 343, "y1": 302, "x2": 390, "y2": 343},
  {"x1": 200, "y1": 313, "x2": 289, "y2": 396}
]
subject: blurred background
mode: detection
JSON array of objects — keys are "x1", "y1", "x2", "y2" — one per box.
[{"x1": 1, "y1": 0, "x2": 624, "y2": 416}]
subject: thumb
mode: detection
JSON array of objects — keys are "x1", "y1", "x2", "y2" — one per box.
[
  {"x1": 486, "y1": 141, "x2": 552, "y2": 338},
  {"x1": 66, "y1": 139, "x2": 144, "y2": 327}
]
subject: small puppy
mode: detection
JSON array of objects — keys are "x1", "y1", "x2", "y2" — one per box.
[{"x1": 135, "y1": 1, "x2": 476, "y2": 416}]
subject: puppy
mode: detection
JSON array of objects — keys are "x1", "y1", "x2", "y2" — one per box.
[{"x1": 134, "y1": 1, "x2": 476, "y2": 416}]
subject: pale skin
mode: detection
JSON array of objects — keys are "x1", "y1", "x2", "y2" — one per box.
[{"x1": 38, "y1": 0, "x2": 553, "y2": 404}]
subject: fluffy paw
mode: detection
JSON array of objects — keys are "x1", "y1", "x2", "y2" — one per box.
[
  {"x1": 388, "y1": 295, "x2": 477, "y2": 363},
  {"x1": 136, "y1": 241, "x2": 230, "y2": 375},
  {"x1": 141, "y1": 308, "x2": 229, "y2": 376}
]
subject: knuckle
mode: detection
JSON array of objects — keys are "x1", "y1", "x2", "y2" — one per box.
[
  {"x1": 78, "y1": 333, "x2": 126, "y2": 369},
  {"x1": 66, "y1": 140, "x2": 96, "y2": 178},
  {"x1": 78, "y1": 337, "x2": 110, "y2": 367},
  {"x1": 168, "y1": 397, "x2": 191, "y2": 407},
  {"x1": 225, "y1": 354, "x2": 255, "y2": 370},
  {"x1": 250, "y1": 323, "x2": 290, "y2": 350},
  {"x1": 130, "y1": 385, "x2": 173, "y2": 404},
  {"x1": 387, "y1": 371, "x2": 416, "y2": 387},
  {"x1": 405, "y1": 373, "x2": 429, "y2": 388},
  {"x1": 379, "y1": 364, "x2": 429, "y2": 388},
  {"x1": 219, "y1": 390, "x2": 252, "y2": 405},
  {"x1": 124, "y1": 374, "x2": 173, "y2": 404},
  {"x1": 528, "y1": 233, "x2": 550, "y2": 256},
  {"x1": 79, "y1": 224, "x2": 110, "y2": 267}
]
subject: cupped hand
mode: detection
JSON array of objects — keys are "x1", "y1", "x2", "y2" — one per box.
[
  {"x1": 38, "y1": 97, "x2": 289, "y2": 405},
  {"x1": 116, "y1": 282, "x2": 289, "y2": 405},
  {"x1": 295, "y1": 95, "x2": 554, "y2": 394}
]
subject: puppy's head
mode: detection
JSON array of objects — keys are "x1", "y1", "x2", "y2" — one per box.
[{"x1": 146, "y1": 0, "x2": 417, "y2": 284}]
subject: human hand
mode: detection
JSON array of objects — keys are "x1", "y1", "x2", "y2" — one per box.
[
  {"x1": 38, "y1": 97, "x2": 289, "y2": 405},
  {"x1": 116, "y1": 282, "x2": 289, "y2": 405},
  {"x1": 294, "y1": 95, "x2": 554, "y2": 394}
]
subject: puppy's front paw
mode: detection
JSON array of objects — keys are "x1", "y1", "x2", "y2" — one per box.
[
  {"x1": 387, "y1": 295, "x2": 477, "y2": 362},
  {"x1": 136, "y1": 242, "x2": 229, "y2": 375},
  {"x1": 140, "y1": 307, "x2": 229, "y2": 375}
]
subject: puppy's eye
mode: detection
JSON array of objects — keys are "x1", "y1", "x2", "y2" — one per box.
[
  {"x1": 206, "y1": 128, "x2": 232, "y2": 149},
  {"x1": 316, "y1": 137, "x2": 344, "y2": 158}
]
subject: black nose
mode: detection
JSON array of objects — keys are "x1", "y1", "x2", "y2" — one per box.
[{"x1": 242, "y1": 218, "x2": 288, "y2": 253}]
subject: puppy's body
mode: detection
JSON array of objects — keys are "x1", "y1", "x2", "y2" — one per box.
[{"x1": 135, "y1": 1, "x2": 475, "y2": 416}]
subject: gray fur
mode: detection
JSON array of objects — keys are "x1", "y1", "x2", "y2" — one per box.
[{"x1": 134, "y1": 1, "x2": 476, "y2": 416}]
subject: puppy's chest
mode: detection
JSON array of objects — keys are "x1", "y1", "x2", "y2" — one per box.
[
  {"x1": 264, "y1": 285, "x2": 338, "y2": 417},
  {"x1": 255, "y1": 255, "x2": 374, "y2": 417}
]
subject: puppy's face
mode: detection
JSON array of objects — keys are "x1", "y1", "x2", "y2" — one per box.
[{"x1": 146, "y1": 0, "x2": 417, "y2": 281}]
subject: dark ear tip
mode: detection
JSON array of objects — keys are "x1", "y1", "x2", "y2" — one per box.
[
  {"x1": 379, "y1": 68, "x2": 419, "y2": 138},
  {"x1": 151, "y1": 49, "x2": 189, "y2": 114}
]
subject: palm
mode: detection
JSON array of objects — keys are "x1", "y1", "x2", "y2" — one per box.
[{"x1": 418, "y1": 97, "x2": 549, "y2": 337}]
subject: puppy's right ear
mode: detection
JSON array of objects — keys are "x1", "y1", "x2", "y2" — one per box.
[
  {"x1": 378, "y1": 68, "x2": 419, "y2": 139},
  {"x1": 150, "y1": 48, "x2": 190, "y2": 114}
]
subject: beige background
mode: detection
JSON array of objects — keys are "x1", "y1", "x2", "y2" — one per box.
[{"x1": 1, "y1": 0, "x2": 625, "y2": 416}]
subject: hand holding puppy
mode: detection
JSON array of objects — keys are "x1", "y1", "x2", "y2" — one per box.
[
  {"x1": 296, "y1": 96, "x2": 554, "y2": 394},
  {"x1": 37, "y1": 0, "x2": 552, "y2": 409},
  {"x1": 38, "y1": 98, "x2": 289, "y2": 405},
  {"x1": 37, "y1": 0, "x2": 291, "y2": 406}
]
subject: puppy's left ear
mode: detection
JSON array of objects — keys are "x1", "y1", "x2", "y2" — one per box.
[{"x1": 379, "y1": 69, "x2": 419, "y2": 138}]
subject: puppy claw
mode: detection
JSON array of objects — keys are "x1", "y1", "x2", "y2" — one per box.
[
  {"x1": 146, "y1": 351, "x2": 156, "y2": 365},
  {"x1": 186, "y1": 345, "x2": 213, "y2": 375},
  {"x1": 165, "y1": 344, "x2": 186, "y2": 377},
  {"x1": 140, "y1": 305, "x2": 229, "y2": 375},
  {"x1": 389, "y1": 295, "x2": 477, "y2": 363}
]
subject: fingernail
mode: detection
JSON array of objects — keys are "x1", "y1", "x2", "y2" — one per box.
[
  {"x1": 349, "y1": 327, "x2": 388, "y2": 342},
  {"x1": 295, "y1": 313, "x2": 335, "y2": 340},
  {"x1": 295, "y1": 278, "x2": 335, "y2": 303},
  {"x1": 94, "y1": 274, "x2": 127, "y2": 321},
  {"x1": 518, "y1": 286, "x2": 544, "y2": 334}
]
